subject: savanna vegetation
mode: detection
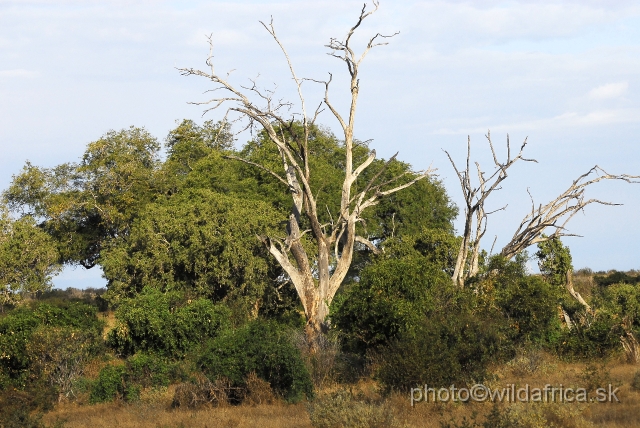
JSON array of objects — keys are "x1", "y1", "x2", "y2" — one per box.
[{"x1": 1, "y1": 3, "x2": 639, "y2": 428}]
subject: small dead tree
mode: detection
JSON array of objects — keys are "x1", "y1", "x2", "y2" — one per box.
[
  {"x1": 179, "y1": 3, "x2": 432, "y2": 349},
  {"x1": 444, "y1": 131, "x2": 536, "y2": 287},
  {"x1": 447, "y1": 136, "x2": 638, "y2": 288}
]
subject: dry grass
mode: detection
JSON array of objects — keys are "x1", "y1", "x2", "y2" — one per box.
[
  {"x1": 100, "y1": 311, "x2": 117, "y2": 340},
  {"x1": 42, "y1": 355, "x2": 640, "y2": 428},
  {"x1": 43, "y1": 385, "x2": 312, "y2": 428}
]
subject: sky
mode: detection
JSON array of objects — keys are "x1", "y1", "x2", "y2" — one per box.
[{"x1": 1, "y1": 0, "x2": 639, "y2": 289}]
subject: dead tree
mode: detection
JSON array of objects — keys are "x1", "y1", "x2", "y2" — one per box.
[
  {"x1": 500, "y1": 166, "x2": 639, "y2": 259},
  {"x1": 447, "y1": 134, "x2": 638, "y2": 288},
  {"x1": 444, "y1": 131, "x2": 536, "y2": 287},
  {"x1": 179, "y1": 2, "x2": 433, "y2": 349}
]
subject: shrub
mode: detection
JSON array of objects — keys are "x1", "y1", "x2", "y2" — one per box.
[
  {"x1": 478, "y1": 255, "x2": 561, "y2": 346},
  {"x1": 332, "y1": 256, "x2": 455, "y2": 355},
  {"x1": 376, "y1": 310, "x2": 506, "y2": 392},
  {"x1": 198, "y1": 320, "x2": 313, "y2": 403},
  {"x1": 106, "y1": 287, "x2": 231, "y2": 358},
  {"x1": 593, "y1": 282, "x2": 640, "y2": 331},
  {"x1": 0, "y1": 307, "x2": 40, "y2": 386},
  {"x1": 26, "y1": 325, "x2": 101, "y2": 401},
  {"x1": 555, "y1": 312, "x2": 623, "y2": 359},
  {"x1": 494, "y1": 275, "x2": 561, "y2": 344},
  {"x1": 90, "y1": 365, "x2": 129, "y2": 403},
  {"x1": 307, "y1": 389, "x2": 401, "y2": 428},
  {"x1": 90, "y1": 353, "x2": 183, "y2": 403},
  {"x1": 0, "y1": 301, "x2": 103, "y2": 387},
  {"x1": 126, "y1": 353, "x2": 183, "y2": 388}
]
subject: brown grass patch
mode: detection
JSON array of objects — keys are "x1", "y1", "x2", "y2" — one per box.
[{"x1": 42, "y1": 356, "x2": 640, "y2": 428}]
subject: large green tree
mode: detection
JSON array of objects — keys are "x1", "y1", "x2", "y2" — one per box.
[{"x1": 4, "y1": 127, "x2": 161, "y2": 268}]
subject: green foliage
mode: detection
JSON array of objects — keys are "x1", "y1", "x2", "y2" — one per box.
[
  {"x1": 594, "y1": 270, "x2": 640, "y2": 287},
  {"x1": 477, "y1": 255, "x2": 562, "y2": 345},
  {"x1": 0, "y1": 301, "x2": 103, "y2": 387},
  {"x1": 0, "y1": 208, "x2": 61, "y2": 306},
  {"x1": 126, "y1": 353, "x2": 181, "y2": 388},
  {"x1": 198, "y1": 320, "x2": 313, "y2": 403},
  {"x1": 106, "y1": 287, "x2": 231, "y2": 358},
  {"x1": 100, "y1": 188, "x2": 282, "y2": 314},
  {"x1": 90, "y1": 365, "x2": 129, "y2": 403},
  {"x1": 379, "y1": 228, "x2": 461, "y2": 273},
  {"x1": 27, "y1": 325, "x2": 102, "y2": 400},
  {"x1": 594, "y1": 282, "x2": 640, "y2": 329},
  {"x1": 4, "y1": 120, "x2": 457, "y2": 330},
  {"x1": 376, "y1": 309, "x2": 506, "y2": 391},
  {"x1": 554, "y1": 278, "x2": 640, "y2": 359},
  {"x1": 536, "y1": 237, "x2": 573, "y2": 288},
  {"x1": 160, "y1": 119, "x2": 235, "y2": 194},
  {"x1": 332, "y1": 254, "x2": 455, "y2": 355},
  {"x1": 554, "y1": 312, "x2": 623, "y2": 359},
  {"x1": 4, "y1": 127, "x2": 161, "y2": 268},
  {"x1": 90, "y1": 353, "x2": 183, "y2": 404},
  {"x1": 494, "y1": 275, "x2": 561, "y2": 344}
]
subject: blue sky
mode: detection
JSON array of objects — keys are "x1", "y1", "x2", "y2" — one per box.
[{"x1": 1, "y1": 0, "x2": 639, "y2": 289}]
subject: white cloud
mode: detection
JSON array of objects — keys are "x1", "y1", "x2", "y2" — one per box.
[
  {"x1": 434, "y1": 108, "x2": 640, "y2": 135},
  {"x1": 0, "y1": 69, "x2": 38, "y2": 78},
  {"x1": 588, "y1": 81, "x2": 629, "y2": 99}
]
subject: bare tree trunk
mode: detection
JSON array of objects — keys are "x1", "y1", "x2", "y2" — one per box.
[
  {"x1": 565, "y1": 269, "x2": 592, "y2": 313},
  {"x1": 446, "y1": 132, "x2": 532, "y2": 287}
]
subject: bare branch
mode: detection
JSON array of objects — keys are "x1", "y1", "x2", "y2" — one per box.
[
  {"x1": 501, "y1": 166, "x2": 640, "y2": 259},
  {"x1": 447, "y1": 132, "x2": 536, "y2": 287},
  {"x1": 355, "y1": 235, "x2": 381, "y2": 255},
  {"x1": 224, "y1": 155, "x2": 292, "y2": 190}
]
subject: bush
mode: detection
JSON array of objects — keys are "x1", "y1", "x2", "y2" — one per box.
[
  {"x1": 593, "y1": 282, "x2": 640, "y2": 332},
  {"x1": 476, "y1": 255, "x2": 561, "y2": 346},
  {"x1": 27, "y1": 325, "x2": 101, "y2": 401},
  {"x1": 126, "y1": 353, "x2": 181, "y2": 389},
  {"x1": 90, "y1": 353, "x2": 183, "y2": 403},
  {"x1": 106, "y1": 287, "x2": 231, "y2": 358},
  {"x1": 332, "y1": 256, "x2": 455, "y2": 355},
  {"x1": 494, "y1": 275, "x2": 561, "y2": 345},
  {"x1": 554, "y1": 312, "x2": 623, "y2": 359},
  {"x1": 198, "y1": 320, "x2": 313, "y2": 403},
  {"x1": 90, "y1": 365, "x2": 129, "y2": 403},
  {"x1": 307, "y1": 389, "x2": 401, "y2": 428},
  {"x1": 376, "y1": 310, "x2": 506, "y2": 392},
  {"x1": 0, "y1": 301, "x2": 103, "y2": 387}
]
